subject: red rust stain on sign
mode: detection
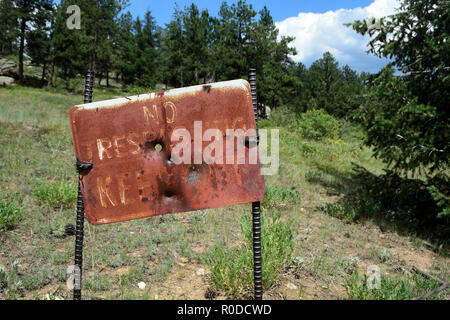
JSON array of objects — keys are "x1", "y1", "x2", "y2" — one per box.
[{"x1": 69, "y1": 79, "x2": 266, "y2": 225}]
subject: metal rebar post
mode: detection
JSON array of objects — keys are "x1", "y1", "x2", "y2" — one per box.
[
  {"x1": 248, "y1": 68, "x2": 263, "y2": 300},
  {"x1": 73, "y1": 70, "x2": 94, "y2": 300},
  {"x1": 83, "y1": 70, "x2": 94, "y2": 105}
]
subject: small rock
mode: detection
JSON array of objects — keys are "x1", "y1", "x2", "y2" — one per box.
[
  {"x1": 286, "y1": 282, "x2": 298, "y2": 290},
  {"x1": 293, "y1": 256, "x2": 304, "y2": 267},
  {"x1": 0, "y1": 58, "x2": 17, "y2": 76},
  {"x1": 138, "y1": 281, "x2": 146, "y2": 290},
  {"x1": 179, "y1": 257, "x2": 188, "y2": 264},
  {"x1": 205, "y1": 287, "x2": 217, "y2": 300},
  {"x1": 196, "y1": 268, "x2": 205, "y2": 276},
  {"x1": 64, "y1": 223, "x2": 76, "y2": 236}
]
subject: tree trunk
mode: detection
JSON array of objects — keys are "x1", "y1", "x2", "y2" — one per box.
[
  {"x1": 18, "y1": 18, "x2": 26, "y2": 83},
  {"x1": 1, "y1": 30, "x2": 5, "y2": 55},
  {"x1": 47, "y1": 59, "x2": 55, "y2": 87},
  {"x1": 41, "y1": 61, "x2": 47, "y2": 84},
  {"x1": 106, "y1": 68, "x2": 109, "y2": 87}
]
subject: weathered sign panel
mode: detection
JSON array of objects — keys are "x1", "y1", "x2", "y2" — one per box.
[{"x1": 69, "y1": 79, "x2": 266, "y2": 225}]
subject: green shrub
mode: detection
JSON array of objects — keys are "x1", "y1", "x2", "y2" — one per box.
[
  {"x1": 427, "y1": 174, "x2": 450, "y2": 218},
  {"x1": 65, "y1": 78, "x2": 85, "y2": 94},
  {"x1": 0, "y1": 197, "x2": 21, "y2": 231},
  {"x1": 262, "y1": 185, "x2": 301, "y2": 209},
  {"x1": 204, "y1": 212, "x2": 294, "y2": 297},
  {"x1": 0, "y1": 260, "x2": 23, "y2": 298},
  {"x1": 325, "y1": 202, "x2": 356, "y2": 222},
  {"x1": 203, "y1": 242, "x2": 251, "y2": 297},
  {"x1": 32, "y1": 180, "x2": 77, "y2": 208},
  {"x1": 297, "y1": 109, "x2": 340, "y2": 140},
  {"x1": 266, "y1": 105, "x2": 299, "y2": 129}
]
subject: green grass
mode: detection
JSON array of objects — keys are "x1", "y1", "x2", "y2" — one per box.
[
  {"x1": 0, "y1": 197, "x2": 21, "y2": 231},
  {"x1": 203, "y1": 212, "x2": 294, "y2": 298},
  {"x1": 344, "y1": 270, "x2": 447, "y2": 300},
  {"x1": 0, "y1": 259, "x2": 23, "y2": 299},
  {"x1": 262, "y1": 185, "x2": 301, "y2": 210},
  {"x1": 0, "y1": 85, "x2": 120, "y2": 127},
  {"x1": 32, "y1": 180, "x2": 77, "y2": 208}
]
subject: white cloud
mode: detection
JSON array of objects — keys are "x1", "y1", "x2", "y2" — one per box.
[{"x1": 275, "y1": 0, "x2": 401, "y2": 72}]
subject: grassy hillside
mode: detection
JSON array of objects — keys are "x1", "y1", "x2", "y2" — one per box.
[{"x1": 0, "y1": 85, "x2": 448, "y2": 300}]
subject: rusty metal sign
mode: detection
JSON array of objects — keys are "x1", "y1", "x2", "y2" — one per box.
[{"x1": 69, "y1": 79, "x2": 266, "y2": 225}]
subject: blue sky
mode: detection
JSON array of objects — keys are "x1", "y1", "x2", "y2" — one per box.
[
  {"x1": 126, "y1": 1, "x2": 374, "y2": 26},
  {"x1": 125, "y1": 0, "x2": 400, "y2": 73}
]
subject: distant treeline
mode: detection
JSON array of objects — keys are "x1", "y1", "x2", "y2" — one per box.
[{"x1": 0, "y1": 0, "x2": 367, "y2": 114}]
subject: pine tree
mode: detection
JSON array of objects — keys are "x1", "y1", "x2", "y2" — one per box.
[
  {"x1": 51, "y1": 0, "x2": 127, "y2": 86},
  {"x1": 252, "y1": 6, "x2": 297, "y2": 109},
  {"x1": 212, "y1": 1, "x2": 256, "y2": 81},
  {"x1": 133, "y1": 10, "x2": 160, "y2": 87},
  {"x1": 349, "y1": 0, "x2": 450, "y2": 217},
  {"x1": 162, "y1": 6, "x2": 186, "y2": 87},
  {"x1": 117, "y1": 11, "x2": 136, "y2": 85},
  {"x1": 0, "y1": 0, "x2": 18, "y2": 56},
  {"x1": 306, "y1": 52, "x2": 344, "y2": 114},
  {"x1": 26, "y1": 2, "x2": 55, "y2": 83},
  {"x1": 13, "y1": 0, "x2": 53, "y2": 83},
  {"x1": 181, "y1": 4, "x2": 213, "y2": 85},
  {"x1": 349, "y1": 0, "x2": 449, "y2": 174}
]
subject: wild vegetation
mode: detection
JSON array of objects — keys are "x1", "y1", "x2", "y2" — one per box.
[{"x1": 0, "y1": 0, "x2": 448, "y2": 300}]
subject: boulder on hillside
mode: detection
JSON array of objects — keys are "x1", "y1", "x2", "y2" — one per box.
[
  {"x1": 0, "y1": 58, "x2": 17, "y2": 76},
  {"x1": 0, "y1": 76, "x2": 15, "y2": 85}
]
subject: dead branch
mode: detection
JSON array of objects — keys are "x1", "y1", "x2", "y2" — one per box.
[
  {"x1": 411, "y1": 265, "x2": 443, "y2": 284},
  {"x1": 415, "y1": 283, "x2": 449, "y2": 300},
  {"x1": 412, "y1": 265, "x2": 449, "y2": 300}
]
